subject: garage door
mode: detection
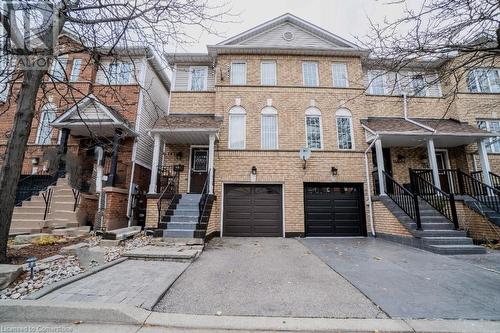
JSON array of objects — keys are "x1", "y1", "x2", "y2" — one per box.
[
  {"x1": 223, "y1": 184, "x2": 282, "y2": 237},
  {"x1": 304, "y1": 183, "x2": 366, "y2": 237}
]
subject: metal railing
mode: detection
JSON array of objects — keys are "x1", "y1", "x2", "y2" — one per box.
[
  {"x1": 453, "y1": 170, "x2": 500, "y2": 214},
  {"x1": 471, "y1": 170, "x2": 500, "y2": 190},
  {"x1": 411, "y1": 169, "x2": 434, "y2": 185},
  {"x1": 410, "y1": 169, "x2": 459, "y2": 229},
  {"x1": 383, "y1": 171, "x2": 421, "y2": 230},
  {"x1": 156, "y1": 171, "x2": 179, "y2": 225},
  {"x1": 15, "y1": 173, "x2": 59, "y2": 205},
  {"x1": 198, "y1": 169, "x2": 215, "y2": 224}
]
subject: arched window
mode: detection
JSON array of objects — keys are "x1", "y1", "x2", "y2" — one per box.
[
  {"x1": 228, "y1": 106, "x2": 246, "y2": 149},
  {"x1": 336, "y1": 108, "x2": 354, "y2": 150},
  {"x1": 305, "y1": 107, "x2": 322, "y2": 149},
  {"x1": 36, "y1": 104, "x2": 57, "y2": 145},
  {"x1": 261, "y1": 106, "x2": 278, "y2": 149}
]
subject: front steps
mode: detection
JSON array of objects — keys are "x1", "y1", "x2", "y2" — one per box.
[
  {"x1": 159, "y1": 193, "x2": 211, "y2": 239},
  {"x1": 378, "y1": 196, "x2": 486, "y2": 255},
  {"x1": 9, "y1": 178, "x2": 82, "y2": 236},
  {"x1": 462, "y1": 197, "x2": 500, "y2": 227}
]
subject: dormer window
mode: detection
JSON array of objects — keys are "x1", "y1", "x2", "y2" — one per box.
[{"x1": 189, "y1": 66, "x2": 208, "y2": 91}]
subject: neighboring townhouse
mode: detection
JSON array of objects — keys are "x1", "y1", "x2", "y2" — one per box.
[
  {"x1": 0, "y1": 35, "x2": 170, "y2": 234},
  {"x1": 145, "y1": 13, "x2": 500, "y2": 254}
]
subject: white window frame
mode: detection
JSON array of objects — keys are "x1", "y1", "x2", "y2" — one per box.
[
  {"x1": 0, "y1": 55, "x2": 11, "y2": 102},
  {"x1": 304, "y1": 107, "x2": 323, "y2": 150},
  {"x1": 467, "y1": 68, "x2": 500, "y2": 93},
  {"x1": 228, "y1": 106, "x2": 246, "y2": 149},
  {"x1": 108, "y1": 61, "x2": 133, "y2": 84},
  {"x1": 302, "y1": 61, "x2": 319, "y2": 87},
  {"x1": 69, "y1": 58, "x2": 82, "y2": 82},
  {"x1": 261, "y1": 106, "x2": 278, "y2": 149},
  {"x1": 50, "y1": 56, "x2": 69, "y2": 81},
  {"x1": 230, "y1": 61, "x2": 247, "y2": 85},
  {"x1": 478, "y1": 119, "x2": 500, "y2": 153},
  {"x1": 336, "y1": 108, "x2": 355, "y2": 150},
  {"x1": 368, "y1": 70, "x2": 386, "y2": 95},
  {"x1": 35, "y1": 104, "x2": 57, "y2": 145},
  {"x1": 187, "y1": 66, "x2": 208, "y2": 91},
  {"x1": 332, "y1": 63, "x2": 349, "y2": 88},
  {"x1": 260, "y1": 61, "x2": 277, "y2": 86}
]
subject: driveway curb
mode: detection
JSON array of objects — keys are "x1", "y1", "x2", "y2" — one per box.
[{"x1": 1, "y1": 301, "x2": 500, "y2": 332}]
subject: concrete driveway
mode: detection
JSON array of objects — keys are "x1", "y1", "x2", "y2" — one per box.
[
  {"x1": 301, "y1": 238, "x2": 500, "y2": 320},
  {"x1": 154, "y1": 237, "x2": 386, "y2": 318}
]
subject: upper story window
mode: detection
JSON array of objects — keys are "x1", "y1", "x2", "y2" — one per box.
[
  {"x1": 109, "y1": 61, "x2": 132, "y2": 84},
  {"x1": 368, "y1": 70, "x2": 387, "y2": 95},
  {"x1": 50, "y1": 56, "x2": 69, "y2": 81},
  {"x1": 36, "y1": 104, "x2": 57, "y2": 145},
  {"x1": 332, "y1": 63, "x2": 348, "y2": 88},
  {"x1": 367, "y1": 70, "x2": 440, "y2": 97},
  {"x1": 411, "y1": 74, "x2": 427, "y2": 97},
  {"x1": 303, "y1": 61, "x2": 319, "y2": 87},
  {"x1": 467, "y1": 68, "x2": 500, "y2": 93},
  {"x1": 305, "y1": 107, "x2": 323, "y2": 149},
  {"x1": 69, "y1": 59, "x2": 82, "y2": 82},
  {"x1": 478, "y1": 120, "x2": 500, "y2": 153},
  {"x1": 261, "y1": 106, "x2": 278, "y2": 149},
  {"x1": 336, "y1": 108, "x2": 354, "y2": 150},
  {"x1": 189, "y1": 66, "x2": 208, "y2": 91},
  {"x1": 231, "y1": 62, "x2": 246, "y2": 85},
  {"x1": 0, "y1": 56, "x2": 10, "y2": 102},
  {"x1": 228, "y1": 106, "x2": 246, "y2": 149},
  {"x1": 261, "y1": 61, "x2": 277, "y2": 86}
]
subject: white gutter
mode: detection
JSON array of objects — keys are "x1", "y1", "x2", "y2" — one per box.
[
  {"x1": 402, "y1": 93, "x2": 436, "y2": 133},
  {"x1": 364, "y1": 134, "x2": 379, "y2": 237}
]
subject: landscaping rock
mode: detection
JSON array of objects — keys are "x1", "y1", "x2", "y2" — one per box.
[
  {"x1": 0, "y1": 265, "x2": 23, "y2": 289},
  {"x1": 76, "y1": 247, "x2": 106, "y2": 269},
  {"x1": 102, "y1": 226, "x2": 141, "y2": 240},
  {"x1": 14, "y1": 233, "x2": 50, "y2": 245},
  {"x1": 60, "y1": 243, "x2": 89, "y2": 256},
  {"x1": 100, "y1": 239, "x2": 123, "y2": 247}
]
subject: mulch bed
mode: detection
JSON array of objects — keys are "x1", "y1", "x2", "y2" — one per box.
[{"x1": 8, "y1": 237, "x2": 86, "y2": 265}]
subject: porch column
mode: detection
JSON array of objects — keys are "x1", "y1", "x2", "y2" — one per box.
[
  {"x1": 208, "y1": 133, "x2": 216, "y2": 194},
  {"x1": 149, "y1": 133, "x2": 162, "y2": 194},
  {"x1": 477, "y1": 139, "x2": 492, "y2": 187},
  {"x1": 58, "y1": 128, "x2": 70, "y2": 177},
  {"x1": 375, "y1": 138, "x2": 386, "y2": 195},
  {"x1": 107, "y1": 128, "x2": 123, "y2": 187},
  {"x1": 426, "y1": 138, "x2": 441, "y2": 189}
]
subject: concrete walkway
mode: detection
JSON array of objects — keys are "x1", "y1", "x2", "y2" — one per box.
[
  {"x1": 154, "y1": 237, "x2": 386, "y2": 318},
  {"x1": 301, "y1": 238, "x2": 500, "y2": 320},
  {"x1": 41, "y1": 259, "x2": 189, "y2": 310}
]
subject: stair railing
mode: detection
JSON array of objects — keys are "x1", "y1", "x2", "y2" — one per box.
[
  {"x1": 410, "y1": 169, "x2": 459, "y2": 229},
  {"x1": 456, "y1": 170, "x2": 500, "y2": 214},
  {"x1": 383, "y1": 171, "x2": 422, "y2": 230},
  {"x1": 489, "y1": 171, "x2": 500, "y2": 189},
  {"x1": 15, "y1": 172, "x2": 60, "y2": 206},
  {"x1": 198, "y1": 168, "x2": 215, "y2": 224},
  {"x1": 41, "y1": 187, "x2": 54, "y2": 220},
  {"x1": 156, "y1": 171, "x2": 179, "y2": 226}
]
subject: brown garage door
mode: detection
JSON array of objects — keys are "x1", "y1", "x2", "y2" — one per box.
[
  {"x1": 223, "y1": 184, "x2": 282, "y2": 237},
  {"x1": 304, "y1": 183, "x2": 366, "y2": 237}
]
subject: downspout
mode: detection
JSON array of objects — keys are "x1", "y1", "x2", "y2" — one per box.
[
  {"x1": 364, "y1": 132, "x2": 379, "y2": 237},
  {"x1": 402, "y1": 93, "x2": 436, "y2": 133}
]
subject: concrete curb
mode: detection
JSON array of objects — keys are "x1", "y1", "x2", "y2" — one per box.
[{"x1": 24, "y1": 257, "x2": 127, "y2": 300}]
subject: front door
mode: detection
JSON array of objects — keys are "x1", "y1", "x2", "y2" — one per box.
[
  {"x1": 435, "y1": 151, "x2": 450, "y2": 193},
  {"x1": 189, "y1": 148, "x2": 208, "y2": 193}
]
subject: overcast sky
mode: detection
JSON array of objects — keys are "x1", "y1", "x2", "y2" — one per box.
[{"x1": 170, "y1": 0, "x2": 419, "y2": 53}]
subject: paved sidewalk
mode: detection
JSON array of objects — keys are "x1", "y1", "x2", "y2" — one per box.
[
  {"x1": 301, "y1": 238, "x2": 500, "y2": 320},
  {"x1": 154, "y1": 237, "x2": 386, "y2": 318},
  {"x1": 41, "y1": 259, "x2": 189, "y2": 309}
]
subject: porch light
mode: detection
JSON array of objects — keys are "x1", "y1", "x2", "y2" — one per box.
[
  {"x1": 31, "y1": 157, "x2": 39, "y2": 165},
  {"x1": 331, "y1": 167, "x2": 338, "y2": 176},
  {"x1": 396, "y1": 154, "x2": 406, "y2": 163},
  {"x1": 26, "y1": 256, "x2": 37, "y2": 280},
  {"x1": 251, "y1": 166, "x2": 257, "y2": 175}
]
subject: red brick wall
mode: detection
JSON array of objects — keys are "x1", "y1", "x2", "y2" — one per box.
[{"x1": 103, "y1": 188, "x2": 129, "y2": 230}]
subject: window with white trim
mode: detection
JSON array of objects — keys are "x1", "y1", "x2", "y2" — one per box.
[
  {"x1": 411, "y1": 74, "x2": 427, "y2": 97},
  {"x1": 69, "y1": 59, "x2": 82, "y2": 82},
  {"x1": 261, "y1": 61, "x2": 277, "y2": 85},
  {"x1": 189, "y1": 66, "x2": 207, "y2": 91},
  {"x1": 332, "y1": 63, "x2": 348, "y2": 87},
  {"x1": 305, "y1": 107, "x2": 322, "y2": 149},
  {"x1": 336, "y1": 108, "x2": 354, "y2": 150},
  {"x1": 36, "y1": 104, "x2": 57, "y2": 145},
  {"x1": 0, "y1": 56, "x2": 10, "y2": 102},
  {"x1": 230, "y1": 62, "x2": 246, "y2": 85},
  {"x1": 302, "y1": 61, "x2": 319, "y2": 87},
  {"x1": 368, "y1": 70, "x2": 386, "y2": 95},
  {"x1": 467, "y1": 69, "x2": 500, "y2": 93},
  {"x1": 228, "y1": 106, "x2": 246, "y2": 149},
  {"x1": 50, "y1": 56, "x2": 69, "y2": 81},
  {"x1": 261, "y1": 107, "x2": 278, "y2": 149},
  {"x1": 478, "y1": 120, "x2": 500, "y2": 153},
  {"x1": 109, "y1": 61, "x2": 132, "y2": 84}
]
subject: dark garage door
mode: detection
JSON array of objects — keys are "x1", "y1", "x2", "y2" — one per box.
[
  {"x1": 223, "y1": 184, "x2": 282, "y2": 237},
  {"x1": 304, "y1": 183, "x2": 366, "y2": 237}
]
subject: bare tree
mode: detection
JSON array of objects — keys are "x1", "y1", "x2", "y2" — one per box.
[{"x1": 0, "y1": 0, "x2": 231, "y2": 263}]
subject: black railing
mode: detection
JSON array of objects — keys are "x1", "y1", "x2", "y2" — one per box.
[
  {"x1": 411, "y1": 169, "x2": 434, "y2": 185},
  {"x1": 372, "y1": 170, "x2": 380, "y2": 195},
  {"x1": 157, "y1": 171, "x2": 179, "y2": 225},
  {"x1": 410, "y1": 169, "x2": 459, "y2": 229},
  {"x1": 15, "y1": 173, "x2": 60, "y2": 205},
  {"x1": 471, "y1": 170, "x2": 483, "y2": 182},
  {"x1": 490, "y1": 171, "x2": 500, "y2": 189},
  {"x1": 198, "y1": 169, "x2": 215, "y2": 224},
  {"x1": 383, "y1": 171, "x2": 421, "y2": 230},
  {"x1": 458, "y1": 171, "x2": 500, "y2": 214},
  {"x1": 41, "y1": 187, "x2": 54, "y2": 220}
]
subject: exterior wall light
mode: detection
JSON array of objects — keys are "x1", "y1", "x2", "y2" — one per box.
[
  {"x1": 251, "y1": 166, "x2": 257, "y2": 175},
  {"x1": 331, "y1": 167, "x2": 338, "y2": 176},
  {"x1": 396, "y1": 154, "x2": 406, "y2": 163}
]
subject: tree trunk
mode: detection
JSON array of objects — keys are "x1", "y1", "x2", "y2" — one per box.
[{"x1": 0, "y1": 67, "x2": 45, "y2": 263}]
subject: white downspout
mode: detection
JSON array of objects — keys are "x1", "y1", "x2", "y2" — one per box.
[
  {"x1": 364, "y1": 135, "x2": 379, "y2": 237},
  {"x1": 402, "y1": 93, "x2": 436, "y2": 133}
]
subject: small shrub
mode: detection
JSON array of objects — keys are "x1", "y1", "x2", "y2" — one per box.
[{"x1": 32, "y1": 235, "x2": 59, "y2": 246}]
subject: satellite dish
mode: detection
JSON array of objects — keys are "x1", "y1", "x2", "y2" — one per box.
[{"x1": 299, "y1": 147, "x2": 311, "y2": 161}]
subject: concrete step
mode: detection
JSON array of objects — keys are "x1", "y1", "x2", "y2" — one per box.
[
  {"x1": 14, "y1": 206, "x2": 47, "y2": 214},
  {"x1": 11, "y1": 212, "x2": 46, "y2": 220},
  {"x1": 170, "y1": 209, "x2": 199, "y2": 216},
  {"x1": 165, "y1": 222, "x2": 199, "y2": 230},
  {"x1": 48, "y1": 210, "x2": 78, "y2": 220},
  {"x1": 416, "y1": 230, "x2": 467, "y2": 237},
  {"x1": 426, "y1": 244, "x2": 487, "y2": 255},
  {"x1": 50, "y1": 202, "x2": 76, "y2": 211},
  {"x1": 163, "y1": 229, "x2": 196, "y2": 238},
  {"x1": 9, "y1": 228, "x2": 41, "y2": 235},
  {"x1": 10, "y1": 219, "x2": 49, "y2": 227},
  {"x1": 420, "y1": 215, "x2": 449, "y2": 222},
  {"x1": 422, "y1": 237, "x2": 473, "y2": 246},
  {"x1": 420, "y1": 222, "x2": 454, "y2": 230}
]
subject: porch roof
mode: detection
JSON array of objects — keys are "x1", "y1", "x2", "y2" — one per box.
[
  {"x1": 149, "y1": 113, "x2": 222, "y2": 144},
  {"x1": 361, "y1": 117, "x2": 494, "y2": 147}
]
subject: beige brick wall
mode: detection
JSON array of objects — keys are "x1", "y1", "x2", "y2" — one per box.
[
  {"x1": 372, "y1": 200, "x2": 412, "y2": 236},
  {"x1": 456, "y1": 201, "x2": 500, "y2": 242}
]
